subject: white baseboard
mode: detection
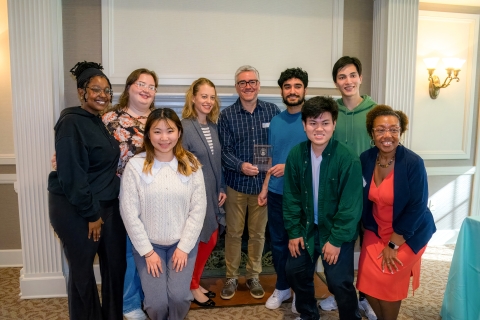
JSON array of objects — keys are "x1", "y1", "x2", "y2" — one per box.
[
  {"x1": 0, "y1": 249, "x2": 23, "y2": 267},
  {"x1": 19, "y1": 268, "x2": 67, "y2": 299}
]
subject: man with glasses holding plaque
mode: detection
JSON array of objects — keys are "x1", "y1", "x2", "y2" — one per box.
[
  {"x1": 218, "y1": 65, "x2": 280, "y2": 300},
  {"x1": 257, "y1": 68, "x2": 308, "y2": 312}
]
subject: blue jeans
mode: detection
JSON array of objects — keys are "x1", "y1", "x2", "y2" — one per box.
[
  {"x1": 286, "y1": 227, "x2": 361, "y2": 320},
  {"x1": 267, "y1": 191, "x2": 290, "y2": 290},
  {"x1": 123, "y1": 236, "x2": 144, "y2": 314}
]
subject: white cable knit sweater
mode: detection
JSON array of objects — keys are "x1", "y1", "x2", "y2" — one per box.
[{"x1": 119, "y1": 153, "x2": 206, "y2": 256}]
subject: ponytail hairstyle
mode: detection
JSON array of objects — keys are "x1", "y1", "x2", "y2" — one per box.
[
  {"x1": 181, "y1": 78, "x2": 221, "y2": 123},
  {"x1": 69, "y1": 61, "x2": 112, "y2": 102},
  {"x1": 140, "y1": 108, "x2": 201, "y2": 176}
]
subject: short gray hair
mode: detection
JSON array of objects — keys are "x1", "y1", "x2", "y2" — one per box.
[{"x1": 234, "y1": 65, "x2": 260, "y2": 83}]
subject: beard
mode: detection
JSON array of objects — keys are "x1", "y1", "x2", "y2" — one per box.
[{"x1": 282, "y1": 94, "x2": 305, "y2": 107}]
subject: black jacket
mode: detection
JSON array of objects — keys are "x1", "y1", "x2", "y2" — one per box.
[{"x1": 48, "y1": 107, "x2": 120, "y2": 222}]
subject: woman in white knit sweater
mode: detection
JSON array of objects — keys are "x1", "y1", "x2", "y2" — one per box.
[{"x1": 120, "y1": 108, "x2": 207, "y2": 320}]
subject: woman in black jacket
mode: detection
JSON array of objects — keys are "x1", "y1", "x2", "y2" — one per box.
[{"x1": 48, "y1": 61, "x2": 126, "y2": 320}]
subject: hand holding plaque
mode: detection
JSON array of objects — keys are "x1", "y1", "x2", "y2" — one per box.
[{"x1": 253, "y1": 144, "x2": 272, "y2": 172}]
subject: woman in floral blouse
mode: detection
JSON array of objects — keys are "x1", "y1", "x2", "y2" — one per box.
[{"x1": 102, "y1": 68, "x2": 158, "y2": 320}]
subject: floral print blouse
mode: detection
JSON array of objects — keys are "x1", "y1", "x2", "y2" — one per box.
[{"x1": 102, "y1": 109, "x2": 145, "y2": 177}]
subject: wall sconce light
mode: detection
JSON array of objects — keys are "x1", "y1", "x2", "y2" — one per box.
[{"x1": 424, "y1": 57, "x2": 465, "y2": 99}]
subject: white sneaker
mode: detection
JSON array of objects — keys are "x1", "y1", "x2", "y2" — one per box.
[
  {"x1": 318, "y1": 295, "x2": 338, "y2": 311},
  {"x1": 123, "y1": 308, "x2": 147, "y2": 320},
  {"x1": 359, "y1": 299, "x2": 377, "y2": 320},
  {"x1": 291, "y1": 293, "x2": 299, "y2": 314},
  {"x1": 265, "y1": 288, "x2": 291, "y2": 309}
]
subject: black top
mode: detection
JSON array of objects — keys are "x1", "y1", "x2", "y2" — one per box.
[{"x1": 48, "y1": 106, "x2": 120, "y2": 222}]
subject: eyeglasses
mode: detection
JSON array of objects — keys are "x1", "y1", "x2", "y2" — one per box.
[
  {"x1": 373, "y1": 127, "x2": 401, "y2": 136},
  {"x1": 236, "y1": 80, "x2": 258, "y2": 88},
  {"x1": 135, "y1": 81, "x2": 157, "y2": 92},
  {"x1": 86, "y1": 87, "x2": 113, "y2": 96}
]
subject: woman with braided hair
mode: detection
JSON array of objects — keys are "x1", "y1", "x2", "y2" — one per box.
[{"x1": 48, "y1": 61, "x2": 126, "y2": 319}]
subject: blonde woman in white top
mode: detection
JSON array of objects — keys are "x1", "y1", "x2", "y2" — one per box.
[{"x1": 120, "y1": 108, "x2": 206, "y2": 320}]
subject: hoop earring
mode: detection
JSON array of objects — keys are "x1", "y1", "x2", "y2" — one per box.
[{"x1": 370, "y1": 139, "x2": 375, "y2": 147}]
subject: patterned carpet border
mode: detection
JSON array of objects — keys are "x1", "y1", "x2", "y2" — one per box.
[{"x1": 0, "y1": 245, "x2": 451, "y2": 320}]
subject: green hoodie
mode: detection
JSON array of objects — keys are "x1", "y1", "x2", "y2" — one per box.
[{"x1": 334, "y1": 95, "x2": 376, "y2": 156}]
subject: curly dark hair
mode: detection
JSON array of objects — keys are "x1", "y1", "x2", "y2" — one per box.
[
  {"x1": 365, "y1": 105, "x2": 409, "y2": 139},
  {"x1": 277, "y1": 68, "x2": 308, "y2": 88}
]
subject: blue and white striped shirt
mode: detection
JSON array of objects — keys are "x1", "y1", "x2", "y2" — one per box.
[{"x1": 218, "y1": 98, "x2": 280, "y2": 195}]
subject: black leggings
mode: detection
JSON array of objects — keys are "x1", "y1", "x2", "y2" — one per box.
[{"x1": 49, "y1": 193, "x2": 126, "y2": 320}]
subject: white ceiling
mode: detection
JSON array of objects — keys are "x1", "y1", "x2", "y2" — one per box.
[{"x1": 420, "y1": 0, "x2": 480, "y2": 6}]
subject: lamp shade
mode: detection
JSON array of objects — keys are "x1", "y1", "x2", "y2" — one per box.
[
  {"x1": 423, "y1": 57, "x2": 439, "y2": 69},
  {"x1": 442, "y1": 58, "x2": 465, "y2": 69}
]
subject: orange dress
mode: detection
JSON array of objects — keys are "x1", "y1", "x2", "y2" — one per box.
[{"x1": 356, "y1": 170, "x2": 426, "y2": 301}]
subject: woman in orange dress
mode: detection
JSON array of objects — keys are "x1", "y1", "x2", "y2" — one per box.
[{"x1": 356, "y1": 105, "x2": 436, "y2": 320}]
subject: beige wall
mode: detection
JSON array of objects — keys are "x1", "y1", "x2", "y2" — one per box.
[
  {"x1": 0, "y1": 0, "x2": 19, "y2": 251},
  {"x1": 63, "y1": 0, "x2": 374, "y2": 106},
  {"x1": 0, "y1": 184, "x2": 20, "y2": 249},
  {"x1": 4, "y1": 0, "x2": 478, "y2": 252},
  {"x1": 0, "y1": 0, "x2": 14, "y2": 155},
  {"x1": 0, "y1": 0, "x2": 374, "y2": 251},
  {"x1": 63, "y1": 0, "x2": 102, "y2": 108},
  {"x1": 419, "y1": 3, "x2": 480, "y2": 169}
]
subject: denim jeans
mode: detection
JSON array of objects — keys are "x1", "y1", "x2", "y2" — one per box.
[
  {"x1": 123, "y1": 236, "x2": 144, "y2": 314},
  {"x1": 286, "y1": 227, "x2": 361, "y2": 320},
  {"x1": 267, "y1": 191, "x2": 290, "y2": 290}
]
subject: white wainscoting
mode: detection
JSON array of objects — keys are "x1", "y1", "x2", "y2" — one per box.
[
  {"x1": 0, "y1": 154, "x2": 15, "y2": 165},
  {"x1": 0, "y1": 174, "x2": 16, "y2": 184},
  {"x1": 412, "y1": 11, "x2": 479, "y2": 160},
  {"x1": 101, "y1": 0, "x2": 343, "y2": 88}
]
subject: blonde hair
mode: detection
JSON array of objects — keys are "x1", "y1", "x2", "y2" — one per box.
[
  {"x1": 140, "y1": 108, "x2": 200, "y2": 176},
  {"x1": 181, "y1": 78, "x2": 220, "y2": 123}
]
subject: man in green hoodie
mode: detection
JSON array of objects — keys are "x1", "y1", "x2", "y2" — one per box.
[
  {"x1": 320, "y1": 57, "x2": 377, "y2": 319},
  {"x1": 333, "y1": 56, "x2": 377, "y2": 156}
]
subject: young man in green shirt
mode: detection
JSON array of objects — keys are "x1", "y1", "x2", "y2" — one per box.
[{"x1": 283, "y1": 96, "x2": 363, "y2": 320}]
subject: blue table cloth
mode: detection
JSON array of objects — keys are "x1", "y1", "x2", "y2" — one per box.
[{"x1": 440, "y1": 216, "x2": 480, "y2": 320}]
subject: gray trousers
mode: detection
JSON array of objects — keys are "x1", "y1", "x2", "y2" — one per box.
[{"x1": 133, "y1": 242, "x2": 198, "y2": 320}]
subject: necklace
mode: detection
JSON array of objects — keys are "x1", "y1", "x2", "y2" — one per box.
[
  {"x1": 376, "y1": 154, "x2": 395, "y2": 168},
  {"x1": 124, "y1": 109, "x2": 149, "y2": 120}
]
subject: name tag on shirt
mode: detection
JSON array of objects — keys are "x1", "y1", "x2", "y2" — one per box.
[
  {"x1": 362, "y1": 176, "x2": 367, "y2": 187},
  {"x1": 262, "y1": 122, "x2": 270, "y2": 128}
]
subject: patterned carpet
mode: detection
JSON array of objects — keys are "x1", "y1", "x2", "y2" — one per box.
[{"x1": 0, "y1": 245, "x2": 452, "y2": 320}]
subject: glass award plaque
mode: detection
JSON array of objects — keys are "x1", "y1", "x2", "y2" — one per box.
[{"x1": 253, "y1": 144, "x2": 272, "y2": 172}]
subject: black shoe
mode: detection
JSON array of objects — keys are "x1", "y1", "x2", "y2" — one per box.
[
  {"x1": 204, "y1": 290, "x2": 216, "y2": 298},
  {"x1": 193, "y1": 298, "x2": 216, "y2": 307}
]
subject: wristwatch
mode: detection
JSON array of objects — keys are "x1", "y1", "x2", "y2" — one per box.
[{"x1": 388, "y1": 241, "x2": 399, "y2": 250}]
